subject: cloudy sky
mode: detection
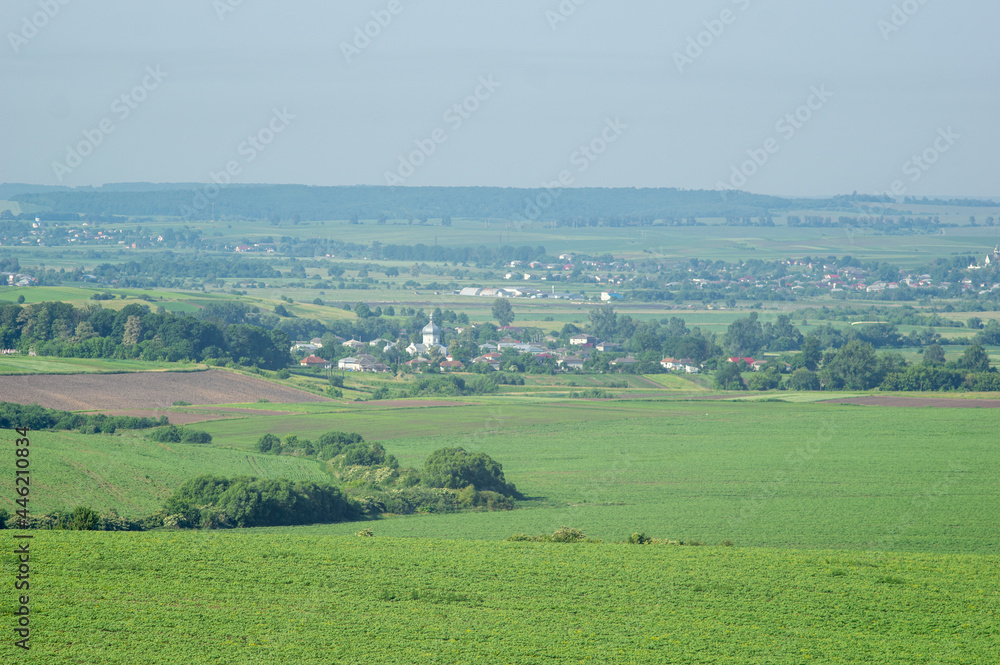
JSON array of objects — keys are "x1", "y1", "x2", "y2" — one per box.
[{"x1": 2, "y1": 0, "x2": 996, "y2": 197}]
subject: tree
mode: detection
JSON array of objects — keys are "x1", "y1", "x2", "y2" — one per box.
[
  {"x1": 923, "y1": 344, "x2": 946, "y2": 365},
  {"x1": 122, "y1": 315, "x2": 142, "y2": 347},
  {"x1": 588, "y1": 305, "x2": 618, "y2": 341},
  {"x1": 725, "y1": 312, "x2": 766, "y2": 357},
  {"x1": 959, "y1": 342, "x2": 990, "y2": 373},
  {"x1": 714, "y1": 360, "x2": 746, "y2": 390},
  {"x1": 798, "y1": 334, "x2": 822, "y2": 371},
  {"x1": 788, "y1": 368, "x2": 821, "y2": 391},
  {"x1": 821, "y1": 340, "x2": 880, "y2": 390},
  {"x1": 492, "y1": 298, "x2": 514, "y2": 327},
  {"x1": 257, "y1": 434, "x2": 281, "y2": 453}
]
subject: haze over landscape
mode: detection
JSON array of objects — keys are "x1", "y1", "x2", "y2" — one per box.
[{"x1": 3, "y1": 0, "x2": 998, "y2": 197}]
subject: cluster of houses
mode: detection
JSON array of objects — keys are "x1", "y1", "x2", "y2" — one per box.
[
  {"x1": 4, "y1": 273, "x2": 36, "y2": 287},
  {"x1": 456, "y1": 286, "x2": 583, "y2": 300},
  {"x1": 502, "y1": 256, "x2": 633, "y2": 284},
  {"x1": 291, "y1": 316, "x2": 703, "y2": 375},
  {"x1": 233, "y1": 243, "x2": 276, "y2": 253},
  {"x1": 724, "y1": 357, "x2": 792, "y2": 372}
]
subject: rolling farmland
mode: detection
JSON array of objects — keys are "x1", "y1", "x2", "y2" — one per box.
[
  {"x1": 10, "y1": 397, "x2": 998, "y2": 554},
  {"x1": 5, "y1": 531, "x2": 996, "y2": 664}
]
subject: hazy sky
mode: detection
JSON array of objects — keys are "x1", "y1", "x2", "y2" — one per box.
[{"x1": 2, "y1": 0, "x2": 997, "y2": 197}]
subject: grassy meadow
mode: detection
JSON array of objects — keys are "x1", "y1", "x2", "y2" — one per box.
[
  {"x1": 2, "y1": 531, "x2": 995, "y2": 664},
  {"x1": 9, "y1": 398, "x2": 997, "y2": 554}
]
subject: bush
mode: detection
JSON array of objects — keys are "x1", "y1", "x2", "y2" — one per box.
[
  {"x1": 627, "y1": 532, "x2": 652, "y2": 545},
  {"x1": 276, "y1": 368, "x2": 291, "y2": 379},
  {"x1": 68, "y1": 506, "x2": 100, "y2": 531},
  {"x1": 570, "y1": 388, "x2": 612, "y2": 398},
  {"x1": 165, "y1": 475, "x2": 361, "y2": 528},
  {"x1": 181, "y1": 429, "x2": 212, "y2": 444},
  {"x1": 256, "y1": 433, "x2": 280, "y2": 453},
  {"x1": 423, "y1": 447, "x2": 520, "y2": 497},
  {"x1": 550, "y1": 526, "x2": 587, "y2": 543},
  {"x1": 507, "y1": 527, "x2": 599, "y2": 543},
  {"x1": 315, "y1": 431, "x2": 365, "y2": 459},
  {"x1": 148, "y1": 425, "x2": 182, "y2": 443}
]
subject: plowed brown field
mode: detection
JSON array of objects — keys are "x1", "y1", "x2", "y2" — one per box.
[{"x1": 0, "y1": 369, "x2": 332, "y2": 411}]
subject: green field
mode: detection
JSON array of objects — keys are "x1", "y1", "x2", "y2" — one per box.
[
  {"x1": 12, "y1": 399, "x2": 998, "y2": 554},
  {"x1": 3, "y1": 531, "x2": 995, "y2": 664},
  {"x1": 0, "y1": 429, "x2": 330, "y2": 516}
]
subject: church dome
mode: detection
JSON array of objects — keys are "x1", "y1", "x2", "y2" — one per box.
[{"x1": 422, "y1": 317, "x2": 440, "y2": 335}]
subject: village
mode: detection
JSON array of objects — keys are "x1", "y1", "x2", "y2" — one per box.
[{"x1": 292, "y1": 314, "x2": 705, "y2": 376}]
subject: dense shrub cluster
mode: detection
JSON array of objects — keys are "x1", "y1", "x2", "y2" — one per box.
[
  {"x1": 255, "y1": 430, "x2": 396, "y2": 467},
  {"x1": 422, "y1": 447, "x2": 521, "y2": 498},
  {"x1": 6, "y1": 507, "x2": 147, "y2": 531},
  {"x1": 163, "y1": 475, "x2": 360, "y2": 528},
  {"x1": 147, "y1": 426, "x2": 213, "y2": 444},
  {"x1": 0, "y1": 402, "x2": 167, "y2": 433},
  {"x1": 507, "y1": 527, "x2": 601, "y2": 543}
]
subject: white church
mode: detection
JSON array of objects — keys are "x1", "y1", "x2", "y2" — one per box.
[{"x1": 406, "y1": 314, "x2": 448, "y2": 356}]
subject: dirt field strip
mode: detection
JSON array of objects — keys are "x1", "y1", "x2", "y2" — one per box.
[
  {"x1": 822, "y1": 396, "x2": 1000, "y2": 408},
  {"x1": 0, "y1": 369, "x2": 332, "y2": 411}
]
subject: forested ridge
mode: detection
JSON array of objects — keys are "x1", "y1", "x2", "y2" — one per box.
[{"x1": 11, "y1": 184, "x2": 805, "y2": 221}]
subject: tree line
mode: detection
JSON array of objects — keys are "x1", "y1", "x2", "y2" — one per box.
[
  {"x1": 0, "y1": 301, "x2": 291, "y2": 369},
  {"x1": 0, "y1": 401, "x2": 167, "y2": 433}
]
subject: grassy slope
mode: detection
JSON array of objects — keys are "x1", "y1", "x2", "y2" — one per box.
[
  {"x1": 302, "y1": 400, "x2": 999, "y2": 553},
  {"x1": 0, "y1": 429, "x2": 330, "y2": 516},
  {"x1": 4, "y1": 531, "x2": 995, "y2": 664},
  {"x1": 16, "y1": 399, "x2": 998, "y2": 553}
]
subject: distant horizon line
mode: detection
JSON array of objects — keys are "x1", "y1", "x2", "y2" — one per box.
[{"x1": 3, "y1": 181, "x2": 998, "y2": 202}]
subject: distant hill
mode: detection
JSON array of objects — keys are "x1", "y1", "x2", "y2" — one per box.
[
  {"x1": 7, "y1": 183, "x2": 996, "y2": 223},
  {"x1": 8, "y1": 183, "x2": 808, "y2": 221}
]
